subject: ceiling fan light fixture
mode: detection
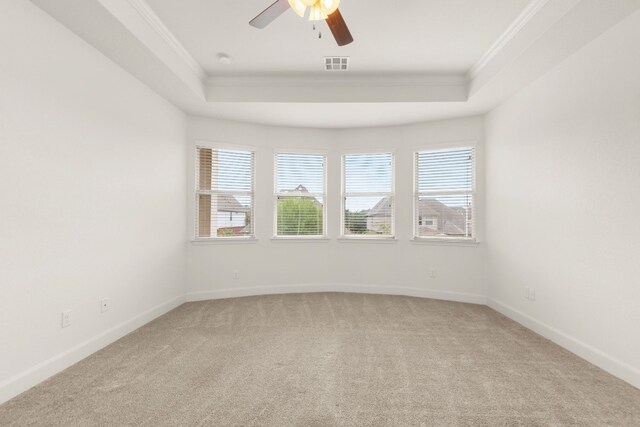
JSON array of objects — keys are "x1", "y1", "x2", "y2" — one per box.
[
  {"x1": 308, "y1": 3, "x2": 328, "y2": 21},
  {"x1": 320, "y1": 0, "x2": 339, "y2": 16},
  {"x1": 287, "y1": 0, "x2": 307, "y2": 17},
  {"x1": 250, "y1": 0, "x2": 352, "y2": 46},
  {"x1": 288, "y1": 0, "x2": 340, "y2": 21}
]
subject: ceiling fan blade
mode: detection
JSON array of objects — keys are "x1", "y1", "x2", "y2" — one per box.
[
  {"x1": 325, "y1": 8, "x2": 353, "y2": 46},
  {"x1": 249, "y1": 0, "x2": 290, "y2": 29}
]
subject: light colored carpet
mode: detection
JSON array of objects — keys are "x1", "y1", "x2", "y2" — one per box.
[{"x1": 1, "y1": 293, "x2": 639, "y2": 426}]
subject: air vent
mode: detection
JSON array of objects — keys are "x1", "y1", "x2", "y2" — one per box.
[{"x1": 324, "y1": 57, "x2": 349, "y2": 71}]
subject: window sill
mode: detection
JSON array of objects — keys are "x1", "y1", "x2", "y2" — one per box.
[
  {"x1": 271, "y1": 237, "x2": 330, "y2": 243},
  {"x1": 411, "y1": 237, "x2": 479, "y2": 246},
  {"x1": 190, "y1": 238, "x2": 258, "y2": 245},
  {"x1": 338, "y1": 237, "x2": 397, "y2": 244}
]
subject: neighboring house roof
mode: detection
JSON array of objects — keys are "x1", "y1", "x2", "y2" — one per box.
[
  {"x1": 368, "y1": 196, "x2": 469, "y2": 235},
  {"x1": 368, "y1": 197, "x2": 393, "y2": 217},
  {"x1": 416, "y1": 201, "x2": 440, "y2": 217},
  {"x1": 417, "y1": 199, "x2": 468, "y2": 235},
  {"x1": 216, "y1": 194, "x2": 249, "y2": 213},
  {"x1": 443, "y1": 221, "x2": 464, "y2": 235}
]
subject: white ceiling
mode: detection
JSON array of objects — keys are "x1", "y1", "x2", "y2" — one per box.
[
  {"x1": 30, "y1": 0, "x2": 640, "y2": 128},
  {"x1": 145, "y1": 0, "x2": 530, "y2": 75}
]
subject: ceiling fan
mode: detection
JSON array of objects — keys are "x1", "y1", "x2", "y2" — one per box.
[{"x1": 249, "y1": 0, "x2": 353, "y2": 47}]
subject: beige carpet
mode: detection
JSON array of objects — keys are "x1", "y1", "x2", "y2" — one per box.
[{"x1": 1, "y1": 293, "x2": 639, "y2": 426}]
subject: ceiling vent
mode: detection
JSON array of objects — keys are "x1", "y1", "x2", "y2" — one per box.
[{"x1": 324, "y1": 57, "x2": 349, "y2": 71}]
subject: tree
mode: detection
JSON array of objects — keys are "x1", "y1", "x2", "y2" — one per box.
[
  {"x1": 277, "y1": 198, "x2": 323, "y2": 235},
  {"x1": 345, "y1": 211, "x2": 367, "y2": 234}
]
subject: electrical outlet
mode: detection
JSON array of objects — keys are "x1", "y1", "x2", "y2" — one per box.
[
  {"x1": 233, "y1": 270, "x2": 239, "y2": 280},
  {"x1": 101, "y1": 298, "x2": 110, "y2": 313},
  {"x1": 61, "y1": 310, "x2": 71, "y2": 328},
  {"x1": 429, "y1": 269, "x2": 437, "y2": 279},
  {"x1": 524, "y1": 287, "x2": 536, "y2": 301}
]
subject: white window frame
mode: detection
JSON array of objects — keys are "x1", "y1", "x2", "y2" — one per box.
[
  {"x1": 194, "y1": 142, "x2": 256, "y2": 242},
  {"x1": 413, "y1": 142, "x2": 476, "y2": 243},
  {"x1": 273, "y1": 150, "x2": 328, "y2": 240},
  {"x1": 340, "y1": 150, "x2": 396, "y2": 240}
]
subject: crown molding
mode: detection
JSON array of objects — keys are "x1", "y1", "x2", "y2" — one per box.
[
  {"x1": 125, "y1": 0, "x2": 206, "y2": 81},
  {"x1": 205, "y1": 74, "x2": 469, "y2": 103},
  {"x1": 468, "y1": 0, "x2": 550, "y2": 79},
  {"x1": 206, "y1": 74, "x2": 468, "y2": 88}
]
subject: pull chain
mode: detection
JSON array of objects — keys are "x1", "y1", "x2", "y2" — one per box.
[{"x1": 312, "y1": 24, "x2": 322, "y2": 40}]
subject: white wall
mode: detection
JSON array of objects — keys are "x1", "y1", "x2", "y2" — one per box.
[
  {"x1": 187, "y1": 116, "x2": 486, "y2": 302},
  {"x1": 0, "y1": 0, "x2": 187, "y2": 402},
  {"x1": 485, "y1": 9, "x2": 640, "y2": 388}
]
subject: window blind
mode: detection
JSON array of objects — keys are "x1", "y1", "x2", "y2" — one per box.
[
  {"x1": 342, "y1": 153, "x2": 394, "y2": 237},
  {"x1": 415, "y1": 147, "x2": 474, "y2": 239},
  {"x1": 196, "y1": 147, "x2": 254, "y2": 239},
  {"x1": 275, "y1": 153, "x2": 326, "y2": 237}
]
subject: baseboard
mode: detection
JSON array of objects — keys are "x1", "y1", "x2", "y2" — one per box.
[
  {"x1": 0, "y1": 294, "x2": 185, "y2": 405},
  {"x1": 186, "y1": 283, "x2": 487, "y2": 305},
  {"x1": 487, "y1": 297, "x2": 640, "y2": 390}
]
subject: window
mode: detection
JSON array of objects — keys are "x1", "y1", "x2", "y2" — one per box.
[
  {"x1": 196, "y1": 146, "x2": 254, "y2": 239},
  {"x1": 342, "y1": 152, "x2": 394, "y2": 238},
  {"x1": 415, "y1": 147, "x2": 475, "y2": 240},
  {"x1": 275, "y1": 152, "x2": 326, "y2": 237}
]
